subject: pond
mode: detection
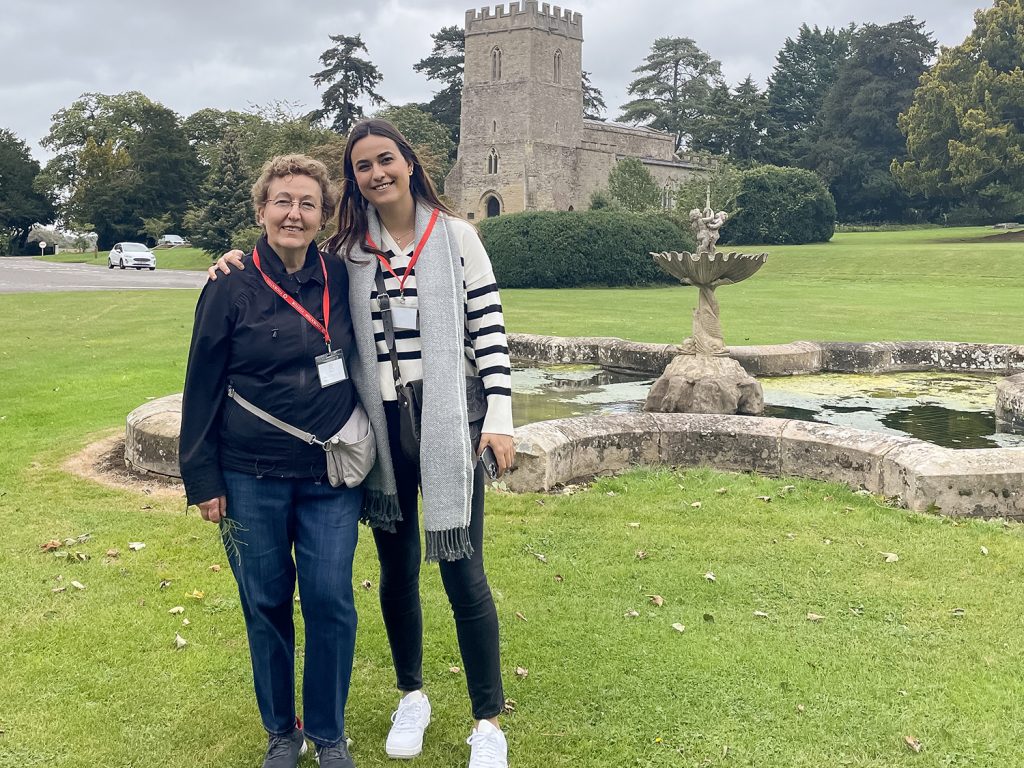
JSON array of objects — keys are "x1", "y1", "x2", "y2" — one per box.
[{"x1": 511, "y1": 365, "x2": 1024, "y2": 450}]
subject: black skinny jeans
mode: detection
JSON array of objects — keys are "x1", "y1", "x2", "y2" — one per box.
[{"x1": 372, "y1": 402, "x2": 504, "y2": 720}]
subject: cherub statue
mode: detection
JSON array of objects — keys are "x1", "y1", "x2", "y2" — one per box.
[{"x1": 689, "y1": 207, "x2": 729, "y2": 256}]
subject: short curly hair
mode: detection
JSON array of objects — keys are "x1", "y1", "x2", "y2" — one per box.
[{"x1": 250, "y1": 154, "x2": 340, "y2": 226}]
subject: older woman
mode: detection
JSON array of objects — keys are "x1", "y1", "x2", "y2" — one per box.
[{"x1": 180, "y1": 155, "x2": 364, "y2": 768}]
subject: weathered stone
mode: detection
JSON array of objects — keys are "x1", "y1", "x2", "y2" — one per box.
[
  {"x1": 819, "y1": 342, "x2": 897, "y2": 373},
  {"x1": 125, "y1": 394, "x2": 182, "y2": 478},
  {"x1": 996, "y1": 373, "x2": 1024, "y2": 433},
  {"x1": 882, "y1": 443, "x2": 1024, "y2": 519},
  {"x1": 655, "y1": 413, "x2": 785, "y2": 474},
  {"x1": 890, "y1": 341, "x2": 1024, "y2": 373},
  {"x1": 645, "y1": 355, "x2": 763, "y2": 415},
  {"x1": 727, "y1": 341, "x2": 823, "y2": 376},
  {"x1": 780, "y1": 421, "x2": 916, "y2": 493}
]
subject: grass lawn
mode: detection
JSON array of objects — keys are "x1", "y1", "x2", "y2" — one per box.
[
  {"x1": 41, "y1": 246, "x2": 215, "y2": 271},
  {"x1": 2, "y1": 226, "x2": 1024, "y2": 767}
]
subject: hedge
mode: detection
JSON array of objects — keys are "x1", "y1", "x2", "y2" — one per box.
[
  {"x1": 721, "y1": 165, "x2": 836, "y2": 245},
  {"x1": 478, "y1": 210, "x2": 695, "y2": 288}
]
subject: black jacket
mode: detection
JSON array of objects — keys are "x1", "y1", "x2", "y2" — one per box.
[{"x1": 179, "y1": 238, "x2": 356, "y2": 505}]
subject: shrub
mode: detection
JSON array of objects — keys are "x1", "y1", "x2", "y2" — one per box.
[
  {"x1": 478, "y1": 210, "x2": 695, "y2": 288},
  {"x1": 720, "y1": 165, "x2": 836, "y2": 245}
]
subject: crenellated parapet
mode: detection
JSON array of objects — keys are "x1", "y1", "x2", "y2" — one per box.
[{"x1": 466, "y1": 2, "x2": 583, "y2": 40}]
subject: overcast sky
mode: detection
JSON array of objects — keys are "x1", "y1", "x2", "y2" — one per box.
[{"x1": 2, "y1": 0, "x2": 983, "y2": 162}]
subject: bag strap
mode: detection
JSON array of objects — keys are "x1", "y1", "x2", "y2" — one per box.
[
  {"x1": 227, "y1": 385, "x2": 324, "y2": 447},
  {"x1": 375, "y1": 267, "x2": 406, "y2": 393}
]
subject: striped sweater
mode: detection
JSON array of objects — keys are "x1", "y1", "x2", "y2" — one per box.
[{"x1": 370, "y1": 216, "x2": 514, "y2": 436}]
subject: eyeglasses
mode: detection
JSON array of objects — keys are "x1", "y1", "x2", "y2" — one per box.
[{"x1": 268, "y1": 198, "x2": 320, "y2": 213}]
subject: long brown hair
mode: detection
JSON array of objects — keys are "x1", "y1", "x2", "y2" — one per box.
[{"x1": 325, "y1": 118, "x2": 458, "y2": 260}]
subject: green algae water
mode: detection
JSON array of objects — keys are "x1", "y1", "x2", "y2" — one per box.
[{"x1": 511, "y1": 366, "x2": 1024, "y2": 450}]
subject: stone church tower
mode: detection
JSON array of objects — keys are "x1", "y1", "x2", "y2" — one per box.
[{"x1": 444, "y1": 3, "x2": 714, "y2": 220}]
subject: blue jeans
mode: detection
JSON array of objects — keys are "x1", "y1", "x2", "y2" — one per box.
[{"x1": 222, "y1": 470, "x2": 362, "y2": 748}]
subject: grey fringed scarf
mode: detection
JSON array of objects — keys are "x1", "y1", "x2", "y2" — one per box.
[{"x1": 346, "y1": 203, "x2": 475, "y2": 562}]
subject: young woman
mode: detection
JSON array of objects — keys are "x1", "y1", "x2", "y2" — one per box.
[
  {"x1": 183, "y1": 155, "x2": 368, "y2": 768},
  {"x1": 211, "y1": 120, "x2": 515, "y2": 768}
]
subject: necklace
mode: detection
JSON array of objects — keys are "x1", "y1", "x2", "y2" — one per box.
[{"x1": 392, "y1": 228, "x2": 415, "y2": 244}]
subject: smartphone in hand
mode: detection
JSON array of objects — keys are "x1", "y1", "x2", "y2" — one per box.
[{"x1": 479, "y1": 445, "x2": 499, "y2": 480}]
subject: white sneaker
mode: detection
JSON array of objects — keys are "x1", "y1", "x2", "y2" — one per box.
[
  {"x1": 385, "y1": 690, "x2": 432, "y2": 759},
  {"x1": 466, "y1": 720, "x2": 507, "y2": 768}
]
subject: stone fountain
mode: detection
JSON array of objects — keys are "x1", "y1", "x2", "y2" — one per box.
[{"x1": 644, "y1": 205, "x2": 768, "y2": 415}]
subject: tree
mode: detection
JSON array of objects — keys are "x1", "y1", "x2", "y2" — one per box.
[
  {"x1": 309, "y1": 34, "x2": 384, "y2": 135},
  {"x1": 810, "y1": 18, "x2": 936, "y2": 222},
  {"x1": 414, "y1": 25, "x2": 465, "y2": 146},
  {"x1": 619, "y1": 37, "x2": 725, "y2": 152},
  {"x1": 893, "y1": 0, "x2": 1024, "y2": 221},
  {"x1": 38, "y1": 91, "x2": 201, "y2": 247},
  {"x1": 690, "y1": 78, "x2": 770, "y2": 164},
  {"x1": 582, "y1": 71, "x2": 606, "y2": 120},
  {"x1": 0, "y1": 129, "x2": 55, "y2": 254},
  {"x1": 763, "y1": 24, "x2": 854, "y2": 166},
  {"x1": 374, "y1": 105, "x2": 456, "y2": 183},
  {"x1": 605, "y1": 157, "x2": 661, "y2": 212},
  {"x1": 184, "y1": 132, "x2": 253, "y2": 257}
]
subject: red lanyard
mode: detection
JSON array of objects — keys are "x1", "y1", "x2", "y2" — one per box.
[
  {"x1": 252, "y1": 247, "x2": 332, "y2": 351},
  {"x1": 366, "y1": 208, "x2": 440, "y2": 296}
]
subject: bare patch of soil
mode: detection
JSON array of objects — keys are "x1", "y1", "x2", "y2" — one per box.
[{"x1": 63, "y1": 431, "x2": 185, "y2": 500}]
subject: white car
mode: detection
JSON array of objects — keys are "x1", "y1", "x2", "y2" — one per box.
[
  {"x1": 158, "y1": 234, "x2": 186, "y2": 247},
  {"x1": 108, "y1": 242, "x2": 156, "y2": 270}
]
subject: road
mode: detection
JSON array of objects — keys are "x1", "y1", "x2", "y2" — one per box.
[{"x1": 0, "y1": 257, "x2": 208, "y2": 294}]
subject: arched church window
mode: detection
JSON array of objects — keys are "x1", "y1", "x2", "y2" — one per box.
[
  {"x1": 491, "y1": 47, "x2": 502, "y2": 81},
  {"x1": 486, "y1": 196, "x2": 501, "y2": 217},
  {"x1": 487, "y1": 148, "x2": 499, "y2": 175},
  {"x1": 553, "y1": 50, "x2": 562, "y2": 84},
  {"x1": 662, "y1": 184, "x2": 674, "y2": 210}
]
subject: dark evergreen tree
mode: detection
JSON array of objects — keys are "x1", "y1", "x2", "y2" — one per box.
[
  {"x1": 414, "y1": 25, "x2": 465, "y2": 147},
  {"x1": 183, "y1": 132, "x2": 254, "y2": 257},
  {"x1": 582, "y1": 71, "x2": 607, "y2": 120},
  {"x1": 309, "y1": 34, "x2": 384, "y2": 135},
  {"x1": 810, "y1": 18, "x2": 936, "y2": 222},
  {"x1": 619, "y1": 37, "x2": 725, "y2": 152},
  {"x1": 763, "y1": 24, "x2": 854, "y2": 166}
]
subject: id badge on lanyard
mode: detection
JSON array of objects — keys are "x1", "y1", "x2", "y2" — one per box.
[
  {"x1": 391, "y1": 297, "x2": 418, "y2": 330},
  {"x1": 315, "y1": 349, "x2": 348, "y2": 387}
]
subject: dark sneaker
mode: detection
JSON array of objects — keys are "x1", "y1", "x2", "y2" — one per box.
[
  {"x1": 315, "y1": 741, "x2": 356, "y2": 768},
  {"x1": 263, "y1": 727, "x2": 308, "y2": 768}
]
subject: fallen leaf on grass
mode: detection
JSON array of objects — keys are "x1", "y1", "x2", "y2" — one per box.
[
  {"x1": 903, "y1": 735, "x2": 922, "y2": 753},
  {"x1": 360, "y1": 579, "x2": 372, "y2": 590},
  {"x1": 187, "y1": 590, "x2": 205, "y2": 600},
  {"x1": 75, "y1": 552, "x2": 89, "y2": 562},
  {"x1": 449, "y1": 666, "x2": 461, "y2": 674},
  {"x1": 785, "y1": 533, "x2": 796, "y2": 540},
  {"x1": 881, "y1": 552, "x2": 899, "y2": 563},
  {"x1": 159, "y1": 579, "x2": 172, "y2": 589},
  {"x1": 823, "y1": 538, "x2": 832, "y2": 545},
  {"x1": 843, "y1": 506, "x2": 855, "y2": 512},
  {"x1": 671, "y1": 623, "x2": 685, "y2": 633},
  {"x1": 807, "y1": 613, "x2": 825, "y2": 622},
  {"x1": 41, "y1": 539, "x2": 62, "y2": 552},
  {"x1": 757, "y1": 496, "x2": 772, "y2": 503},
  {"x1": 514, "y1": 611, "x2": 528, "y2": 622},
  {"x1": 52, "y1": 586, "x2": 66, "y2": 593},
  {"x1": 140, "y1": 505, "x2": 152, "y2": 510},
  {"x1": 854, "y1": 489, "x2": 872, "y2": 497},
  {"x1": 980, "y1": 546, "x2": 989, "y2": 556},
  {"x1": 624, "y1": 609, "x2": 640, "y2": 618},
  {"x1": 533, "y1": 553, "x2": 548, "y2": 564},
  {"x1": 128, "y1": 542, "x2": 145, "y2": 552},
  {"x1": 951, "y1": 607, "x2": 966, "y2": 618},
  {"x1": 52, "y1": 551, "x2": 69, "y2": 560},
  {"x1": 553, "y1": 574, "x2": 564, "y2": 583},
  {"x1": 781, "y1": 485, "x2": 796, "y2": 493},
  {"x1": 635, "y1": 550, "x2": 648, "y2": 560},
  {"x1": 105, "y1": 549, "x2": 119, "y2": 558},
  {"x1": 606, "y1": 491, "x2": 617, "y2": 497},
  {"x1": 182, "y1": 618, "x2": 190, "y2": 626},
  {"x1": 649, "y1": 595, "x2": 665, "y2": 607},
  {"x1": 173, "y1": 633, "x2": 187, "y2": 650},
  {"x1": 753, "y1": 611, "x2": 769, "y2": 619},
  {"x1": 704, "y1": 571, "x2": 716, "y2": 583},
  {"x1": 715, "y1": 487, "x2": 728, "y2": 495},
  {"x1": 502, "y1": 697, "x2": 517, "y2": 713},
  {"x1": 796, "y1": 704, "x2": 805, "y2": 713},
  {"x1": 627, "y1": 522, "x2": 640, "y2": 529},
  {"x1": 515, "y1": 666, "x2": 528, "y2": 679},
  {"x1": 850, "y1": 605, "x2": 864, "y2": 616},
  {"x1": 169, "y1": 606, "x2": 185, "y2": 615},
  {"x1": 208, "y1": 564, "x2": 221, "y2": 572},
  {"x1": 690, "y1": 501, "x2": 702, "y2": 509},
  {"x1": 70, "y1": 581, "x2": 86, "y2": 591}
]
